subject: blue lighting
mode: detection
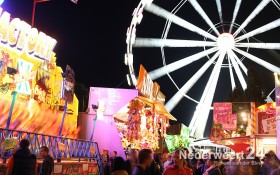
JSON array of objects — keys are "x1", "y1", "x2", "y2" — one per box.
[{"x1": 0, "y1": 0, "x2": 4, "y2": 6}]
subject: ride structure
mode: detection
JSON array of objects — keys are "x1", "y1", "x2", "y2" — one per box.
[{"x1": 125, "y1": 0, "x2": 280, "y2": 139}]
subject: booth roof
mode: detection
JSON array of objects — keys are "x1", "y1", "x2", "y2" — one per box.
[
  {"x1": 135, "y1": 96, "x2": 177, "y2": 121},
  {"x1": 113, "y1": 96, "x2": 177, "y2": 121}
]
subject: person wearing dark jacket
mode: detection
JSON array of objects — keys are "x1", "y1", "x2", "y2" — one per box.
[
  {"x1": 6, "y1": 139, "x2": 38, "y2": 175},
  {"x1": 125, "y1": 149, "x2": 138, "y2": 175},
  {"x1": 38, "y1": 146, "x2": 54, "y2": 175},
  {"x1": 132, "y1": 149, "x2": 153, "y2": 175},
  {"x1": 147, "y1": 154, "x2": 163, "y2": 175},
  {"x1": 203, "y1": 155, "x2": 222, "y2": 175}
]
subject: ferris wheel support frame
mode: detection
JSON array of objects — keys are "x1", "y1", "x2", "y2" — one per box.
[{"x1": 125, "y1": 0, "x2": 280, "y2": 140}]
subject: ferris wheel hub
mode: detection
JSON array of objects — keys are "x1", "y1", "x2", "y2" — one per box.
[{"x1": 217, "y1": 33, "x2": 235, "y2": 51}]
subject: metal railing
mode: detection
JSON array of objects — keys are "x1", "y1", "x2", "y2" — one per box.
[{"x1": 0, "y1": 128, "x2": 103, "y2": 174}]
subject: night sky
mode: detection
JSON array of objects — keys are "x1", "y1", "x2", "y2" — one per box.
[{"x1": 3, "y1": 0, "x2": 280, "y2": 137}]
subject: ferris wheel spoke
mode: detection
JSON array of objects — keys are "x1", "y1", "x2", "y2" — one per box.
[
  {"x1": 234, "y1": 0, "x2": 271, "y2": 37},
  {"x1": 144, "y1": 3, "x2": 217, "y2": 41},
  {"x1": 234, "y1": 47, "x2": 280, "y2": 74},
  {"x1": 227, "y1": 50, "x2": 247, "y2": 90},
  {"x1": 227, "y1": 57, "x2": 236, "y2": 91},
  {"x1": 188, "y1": 0, "x2": 220, "y2": 36},
  {"x1": 236, "y1": 18, "x2": 280, "y2": 42},
  {"x1": 165, "y1": 51, "x2": 221, "y2": 112},
  {"x1": 228, "y1": 49, "x2": 248, "y2": 75},
  {"x1": 190, "y1": 51, "x2": 226, "y2": 137},
  {"x1": 229, "y1": 0, "x2": 243, "y2": 33},
  {"x1": 235, "y1": 42, "x2": 280, "y2": 50},
  {"x1": 272, "y1": 0, "x2": 280, "y2": 11},
  {"x1": 133, "y1": 38, "x2": 216, "y2": 47},
  {"x1": 250, "y1": 37, "x2": 280, "y2": 61},
  {"x1": 215, "y1": 0, "x2": 224, "y2": 31},
  {"x1": 149, "y1": 47, "x2": 218, "y2": 80}
]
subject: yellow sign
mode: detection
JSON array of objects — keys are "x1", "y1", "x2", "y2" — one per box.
[
  {"x1": 0, "y1": 8, "x2": 56, "y2": 61},
  {"x1": 0, "y1": 8, "x2": 79, "y2": 137}
]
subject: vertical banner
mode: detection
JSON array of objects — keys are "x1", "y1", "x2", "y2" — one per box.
[
  {"x1": 210, "y1": 123, "x2": 223, "y2": 141},
  {"x1": 15, "y1": 59, "x2": 34, "y2": 95},
  {"x1": 63, "y1": 65, "x2": 75, "y2": 104},
  {"x1": 257, "y1": 104, "x2": 276, "y2": 134},
  {"x1": 251, "y1": 102, "x2": 256, "y2": 135},
  {"x1": 274, "y1": 74, "x2": 280, "y2": 159},
  {"x1": 213, "y1": 103, "x2": 236, "y2": 130}
]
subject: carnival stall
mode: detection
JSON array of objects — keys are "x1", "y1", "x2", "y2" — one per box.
[
  {"x1": 78, "y1": 65, "x2": 176, "y2": 157},
  {"x1": 210, "y1": 102, "x2": 276, "y2": 156},
  {"x1": 0, "y1": 6, "x2": 79, "y2": 137},
  {"x1": 114, "y1": 95, "x2": 174, "y2": 151},
  {"x1": 164, "y1": 123, "x2": 192, "y2": 153},
  {"x1": 113, "y1": 65, "x2": 176, "y2": 151}
]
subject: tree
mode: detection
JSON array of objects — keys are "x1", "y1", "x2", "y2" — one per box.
[
  {"x1": 227, "y1": 86, "x2": 246, "y2": 102},
  {"x1": 74, "y1": 82, "x2": 89, "y2": 112},
  {"x1": 227, "y1": 66, "x2": 266, "y2": 107},
  {"x1": 245, "y1": 66, "x2": 266, "y2": 107}
]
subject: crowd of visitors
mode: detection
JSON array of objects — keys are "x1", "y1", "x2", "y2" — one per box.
[
  {"x1": 5, "y1": 139, "x2": 280, "y2": 175},
  {"x1": 6, "y1": 139, "x2": 54, "y2": 175},
  {"x1": 104, "y1": 148, "x2": 280, "y2": 175}
]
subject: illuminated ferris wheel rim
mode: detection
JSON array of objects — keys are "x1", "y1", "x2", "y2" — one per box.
[{"x1": 125, "y1": 0, "x2": 280, "y2": 138}]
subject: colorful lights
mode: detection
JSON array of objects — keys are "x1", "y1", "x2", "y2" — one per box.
[
  {"x1": 15, "y1": 59, "x2": 34, "y2": 95},
  {"x1": 0, "y1": 7, "x2": 56, "y2": 61},
  {"x1": 0, "y1": 97, "x2": 80, "y2": 138}
]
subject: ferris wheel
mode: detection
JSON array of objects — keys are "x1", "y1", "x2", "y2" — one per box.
[{"x1": 125, "y1": 0, "x2": 280, "y2": 139}]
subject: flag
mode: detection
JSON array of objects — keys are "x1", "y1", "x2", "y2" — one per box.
[{"x1": 71, "y1": 0, "x2": 78, "y2": 4}]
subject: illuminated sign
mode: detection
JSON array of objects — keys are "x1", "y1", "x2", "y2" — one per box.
[
  {"x1": 136, "y1": 64, "x2": 166, "y2": 103},
  {"x1": 15, "y1": 59, "x2": 34, "y2": 94},
  {"x1": 0, "y1": 7, "x2": 56, "y2": 61}
]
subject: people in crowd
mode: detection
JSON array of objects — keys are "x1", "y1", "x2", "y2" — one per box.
[
  {"x1": 111, "y1": 156, "x2": 128, "y2": 175},
  {"x1": 195, "y1": 159, "x2": 205, "y2": 175},
  {"x1": 260, "y1": 151, "x2": 280, "y2": 175},
  {"x1": 225, "y1": 157, "x2": 240, "y2": 175},
  {"x1": 216, "y1": 158, "x2": 225, "y2": 175},
  {"x1": 110, "y1": 151, "x2": 118, "y2": 172},
  {"x1": 125, "y1": 149, "x2": 138, "y2": 175},
  {"x1": 239, "y1": 157, "x2": 254, "y2": 174},
  {"x1": 147, "y1": 153, "x2": 163, "y2": 175},
  {"x1": 161, "y1": 153, "x2": 168, "y2": 165},
  {"x1": 102, "y1": 149, "x2": 110, "y2": 175},
  {"x1": 163, "y1": 149, "x2": 193, "y2": 175},
  {"x1": 183, "y1": 148, "x2": 192, "y2": 169},
  {"x1": 163, "y1": 154, "x2": 172, "y2": 171},
  {"x1": 6, "y1": 139, "x2": 38, "y2": 175},
  {"x1": 270, "y1": 168, "x2": 280, "y2": 175},
  {"x1": 203, "y1": 154, "x2": 222, "y2": 175},
  {"x1": 38, "y1": 146, "x2": 54, "y2": 175},
  {"x1": 190, "y1": 158, "x2": 197, "y2": 173},
  {"x1": 260, "y1": 156, "x2": 268, "y2": 175},
  {"x1": 132, "y1": 149, "x2": 153, "y2": 175},
  {"x1": 252, "y1": 156, "x2": 261, "y2": 175}
]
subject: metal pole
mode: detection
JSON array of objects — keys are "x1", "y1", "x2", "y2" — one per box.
[
  {"x1": 275, "y1": 74, "x2": 280, "y2": 159},
  {"x1": 32, "y1": 0, "x2": 37, "y2": 26},
  {"x1": 58, "y1": 100, "x2": 68, "y2": 136},
  {"x1": 6, "y1": 91, "x2": 17, "y2": 137},
  {"x1": 90, "y1": 114, "x2": 97, "y2": 141}
]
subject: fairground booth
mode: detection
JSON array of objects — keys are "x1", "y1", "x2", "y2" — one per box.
[
  {"x1": 164, "y1": 123, "x2": 193, "y2": 153},
  {"x1": 78, "y1": 65, "x2": 177, "y2": 158},
  {"x1": 210, "y1": 102, "x2": 276, "y2": 156},
  {"x1": 0, "y1": 7, "x2": 101, "y2": 174}
]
